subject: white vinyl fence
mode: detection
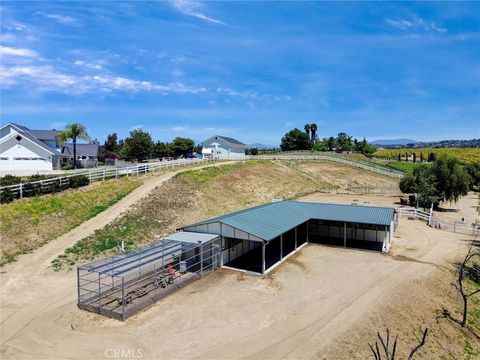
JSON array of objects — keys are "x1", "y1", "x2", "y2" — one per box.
[
  {"x1": 247, "y1": 154, "x2": 405, "y2": 178},
  {"x1": 0, "y1": 158, "x2": 214, "y2": 199},
  {"x1": 397, "y1": 206, "x2": 480, "y2": 236}
]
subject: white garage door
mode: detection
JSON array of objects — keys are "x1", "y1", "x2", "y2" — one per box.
[{"x1": 14, "y1": 157, "x2": 51, "y2": 170}]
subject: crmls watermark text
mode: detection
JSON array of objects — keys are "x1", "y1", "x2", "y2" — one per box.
[{"x1": 104, "y1": 348, "x2": 143, "y2": 359}]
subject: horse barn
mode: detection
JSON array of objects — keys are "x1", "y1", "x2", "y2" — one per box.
[{"x1": 77, "y1": 201, "x2": 396, "y2": 320}]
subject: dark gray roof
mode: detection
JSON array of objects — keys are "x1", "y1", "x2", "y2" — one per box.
[
  {"x1": 2, "y1": 125, "x2": 61, "y2": 155},
  {"x1": 203, "y1": 135, "x2": 245, "y2": 146},
  {"x1": 63, "y1": 143, "x2": 98, "y2": 157},
  {"x1": 28, "y1": 129, "x2": 61, "y2": 141},
  {"x1": 183, "y1": 200, "x2": 395, "y2": 241}
]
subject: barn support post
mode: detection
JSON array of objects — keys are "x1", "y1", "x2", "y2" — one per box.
[
  {"x1": 306, "y1": 220, "x2": 309, "y2": 243},
  {"x1": 343, "y1": 222, "x2": 347, "y2": 248},
  {"x1": 262, "y1": 243, "x2": 266, "y2": 274},
  {"x1": 294, "y1": 227, "x2": 298, "y2": 250},
  {"x1": 280, "y1": 234, "x2": 283, "y2": 260},
  {"x1": 200, "y1": 244, "x2": 204, "y2": 276}
]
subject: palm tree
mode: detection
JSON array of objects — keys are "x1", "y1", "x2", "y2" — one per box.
[
  {"x1": 60, "y1": 123, "x2": 91, "y2": 169},
  {"x1": 310, "y1": 123, "x2": 317, "y2": 144},
  {"x1": 304, "y1": 124, "x2": 311, "y2": 139}
]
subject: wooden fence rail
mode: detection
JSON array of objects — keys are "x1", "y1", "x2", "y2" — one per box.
[{"x1": 0, "y1": 157, "x2": 214, "y2": 199}]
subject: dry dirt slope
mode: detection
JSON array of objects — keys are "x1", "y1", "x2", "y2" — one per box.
[{"x1": 52, "y1": 159, "x2": 399, "y2": 268}]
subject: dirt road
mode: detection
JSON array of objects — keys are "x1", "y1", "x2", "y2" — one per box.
[{"x1": 0, "y1": 192, "x2": 474, "y2": 359}]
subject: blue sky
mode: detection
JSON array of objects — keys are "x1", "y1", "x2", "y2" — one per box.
[{"x1": 1, "y1": 1, "x2": 479, "y2": 145}]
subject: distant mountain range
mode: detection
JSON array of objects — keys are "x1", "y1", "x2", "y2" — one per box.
[
  {"x1": 371, "y1": 139, "x2": 416, "y2": 146},
  {"x1": 247, "y1": 143, "x2": 277, "y2": 149}
]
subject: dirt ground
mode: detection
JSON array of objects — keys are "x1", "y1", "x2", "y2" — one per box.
[{"x1": 1, "y1": 192, "x2": 477, "y2": 359}]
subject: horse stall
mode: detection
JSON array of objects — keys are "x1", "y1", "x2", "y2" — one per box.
[{"x1": 77, "y1": 232, "x2": 221, "y2": 320}]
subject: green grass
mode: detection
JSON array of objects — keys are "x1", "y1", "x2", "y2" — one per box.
[
  {"x1": 0, "y1": 177, "x2": 142, "y2": 267},
  {"x1": 385, "y1": 161, "x2": 426, "y2": 173},
  {"x1": 176, "y1": 160, "x2": 272, "y2": 183}
]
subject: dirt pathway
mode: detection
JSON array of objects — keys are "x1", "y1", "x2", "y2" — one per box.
[{"x1": 0, "y1": 161, "x2": 233, "y2": 277}]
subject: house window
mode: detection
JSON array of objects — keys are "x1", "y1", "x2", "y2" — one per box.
[
  {"x1": 0, "y1": 157, "x2": 8, "y2": 160},
  {"x1": 15, "y1": 135, "x2": 22, "y2": 141},
  {"x1": 13, "y1": 157, "x2": 46, "y2": 161}
]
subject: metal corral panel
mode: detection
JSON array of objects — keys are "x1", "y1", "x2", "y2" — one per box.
[{"x1": 182, "y1": 200, "x2": 395, "y2": 241}]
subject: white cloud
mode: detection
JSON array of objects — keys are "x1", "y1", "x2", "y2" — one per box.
[
  {"x1": 216, "y1": 87, "x2": 259, "y2": 99},
  {"x1": 170, "y1": 0, "x2": 225, "y2": 25},
  {"x1": 171, "y1": 125, "x2": 236, "y2": 135},
  {"x1": 385, "y1": 14, "x2": 447, "y2": 34},
  {"x1": 0, "y1": 64, "x2": 207, "y2": 95},
  {"x1": 0, "y1": 33, "x2": 16, "y2": 43},
  {"x1": 0, "y1": 45, "x2": 38, "y2": 57},
  {"x1": 74, "y1": 59, "x2": 106, "y2": 70},
  {"x1": 283, "y1": 121, "x2": 295, "y2": 128},
  {"x1": 36, "y1": 12, "x2": 78, "y2": 25}
]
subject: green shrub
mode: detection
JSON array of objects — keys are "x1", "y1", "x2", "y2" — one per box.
[
  {"x1": 98, "y1": 161, "x2": 105, "y2": 166},
  {"x1": 69, "y1": 175, "x2": 89, "y2": 188},
  {"x1": 0, "y1": 175, "x2": 21, "y2": 186},
  {"x1": 62, "y1": 164, "x2": 74, "y2": 170},
  {"x1": 0, "y1": 188, "x2": 16, "y2": 204}
]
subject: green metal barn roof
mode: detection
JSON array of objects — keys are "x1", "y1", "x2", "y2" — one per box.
[{"x1": 183, "y1": 200, "x2": 395, "y2": 241}]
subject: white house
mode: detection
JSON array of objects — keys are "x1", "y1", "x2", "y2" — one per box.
[
  {"x1": 0, "y1": 123, "x2": 64, "y2": 172},
  {"x1": 202, "y1": 135, "x2": 246, "y2": 160},
  {"x1": 0, "y1": 123, "x2": 99, "y2": 174}
]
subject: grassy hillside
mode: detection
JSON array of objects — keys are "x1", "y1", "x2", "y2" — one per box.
[
  {"x1": 0, "y1": 177, "x2": 142, "y2": 266},
  {"x1": 52, "y1": 160, "x2": 399, "y2": 270}
]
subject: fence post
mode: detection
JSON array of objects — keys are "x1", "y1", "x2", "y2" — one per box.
[
  {"x1": 19, "y1": 183, "x2": 23, "y2": 199},
  {"x1": 428, "y1": 203, "x2": 433, "y2": 226},
  {"x1": 145, "y1": 164, "x2": 147, "y2": 174},
  {"x1": 103, "y1": 169, "x2": 106, "y2": 181},
  {"x1": 115, "y1": 168, "x2": 118, "y2": 178},
  {"x1": 136, "y1": 165, "x2": 139, "y2": 176},
  {"x1": 89, "y1": 171, "x2": 92, "y2": 184}
]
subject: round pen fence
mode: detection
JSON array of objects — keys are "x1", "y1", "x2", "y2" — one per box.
[{"x1": 78, "y1": 236, "x2": 222, "y2": 321}]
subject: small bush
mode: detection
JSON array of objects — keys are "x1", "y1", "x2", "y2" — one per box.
[
  {"x1": 69, "y1": 175, "x2": 89, "y2": 188},
  {"x1": 0, "y1": 175, "x2": 21, "y2": 186},
  {"x1": 98, "y1": 161, "x2": 105, "y2": 166},
  {"x1": 62, "y1": 164, "x2": 74, "y2": 170},
  {"x1": 0, "y1": 188, "x2": 16, "y2": 204},
  {"x1": 23, "y1": 182, "x2": 43, "y2": 197}
]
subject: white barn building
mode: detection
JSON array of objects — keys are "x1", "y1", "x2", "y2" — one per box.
[{"x1": 202, "y1": 135, "x2": 246, "y2": 160}]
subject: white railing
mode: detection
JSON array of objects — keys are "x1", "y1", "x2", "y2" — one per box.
[
  {"x1": 247, "y1": 154, "x2": 405, "y2": 178},
  {"x1": 397, "y1": 206, "x2": 480, "y2": 236},
  {"x1": 0, "y1": 157, "x2": 214, "y2": 199}
]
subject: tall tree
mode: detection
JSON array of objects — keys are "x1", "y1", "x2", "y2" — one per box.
[
  {"x1": 326, "y1": 136, "x2": 336, "y2": 151},
  {"x1": 119, "y1": 129, "x2": 154, "y2": 162},
  {"x1": 399, "y1": 155, "x2": 470, "y2": 208},
  {"x1": 304, "y1": 124, "x2": 311, "y2": 139},
  {"x1": 169, "y1": 137, "x2": 195, "y2": 157},
  {"x1": 281, "y1": 128, "x2": 312, "y2": 151},
  {"x1": 59, "y1": 123, "x2": 91, "y2": 169},
  {"x1": 310, "y1": 123, "x2": 318, "y2": 144},
  {"x1": 104, "y1": 133, "x2": 118, "y2": 152}
]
